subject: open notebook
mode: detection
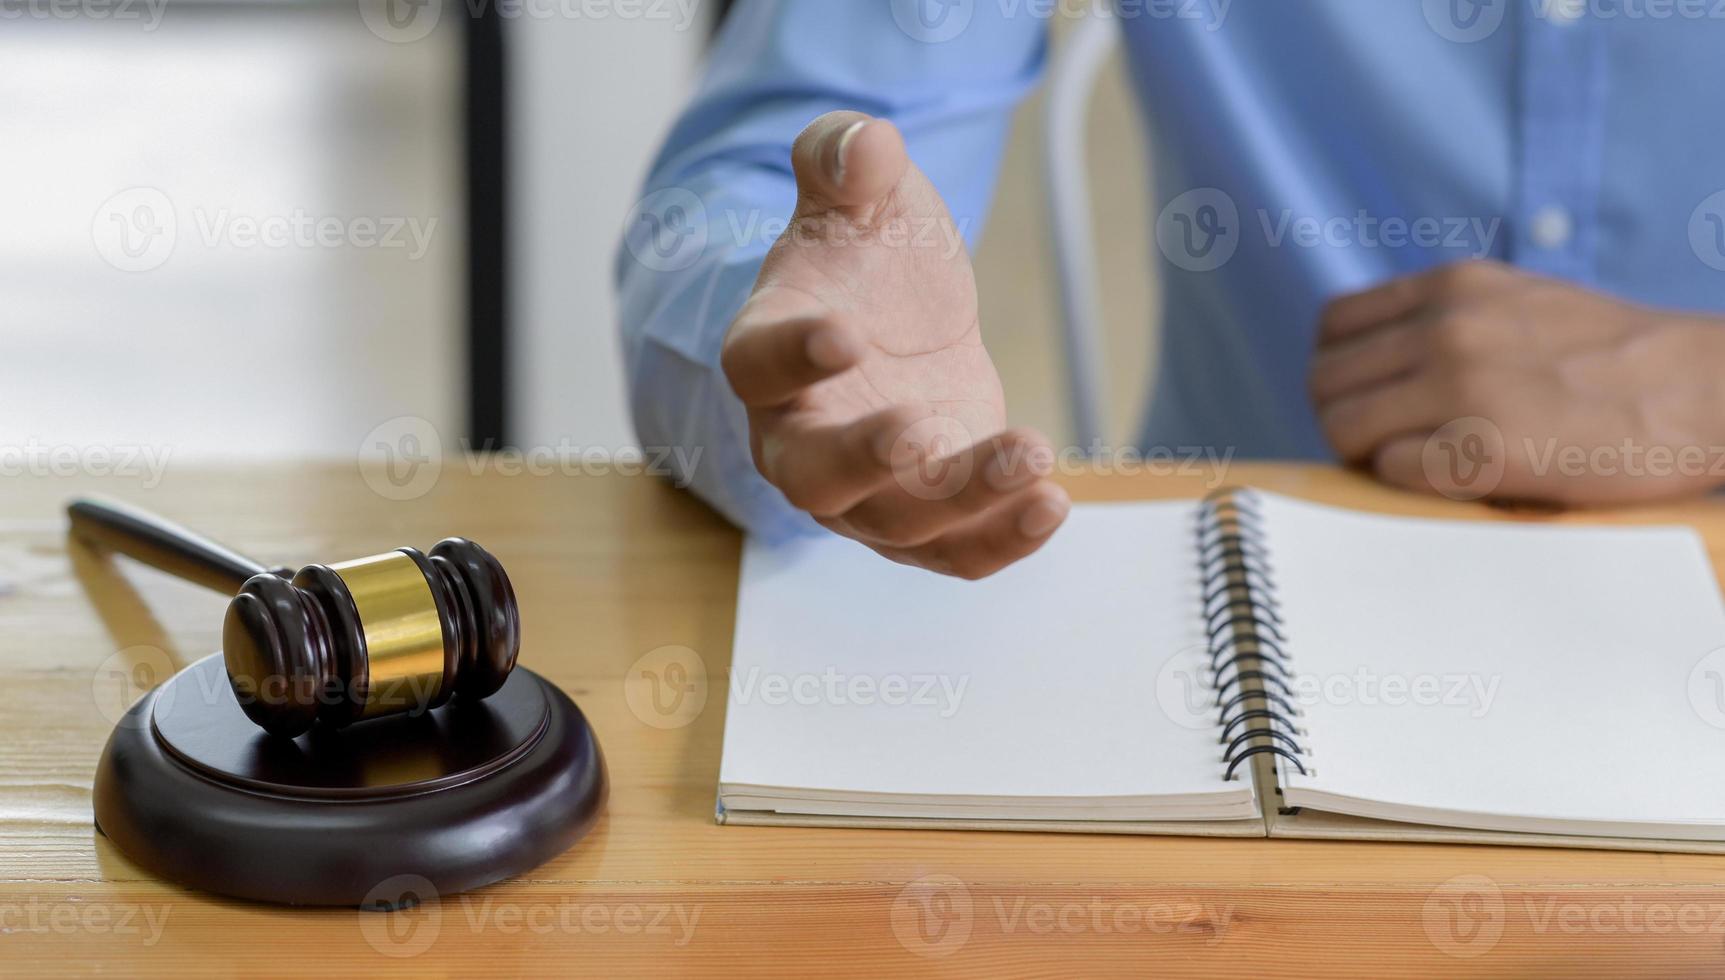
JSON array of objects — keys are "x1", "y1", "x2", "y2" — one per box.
[{"x1": 717, "y1": 489, "x2": 1725, "y2": 852}]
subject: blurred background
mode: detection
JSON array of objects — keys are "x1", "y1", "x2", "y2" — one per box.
[{"x1": 3, "y1": 1, "x2": 1154, "y2": 475}]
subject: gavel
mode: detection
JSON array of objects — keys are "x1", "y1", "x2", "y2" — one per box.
[{"x1": 68, "y1": 498, "x2": 520, "y2": 738}]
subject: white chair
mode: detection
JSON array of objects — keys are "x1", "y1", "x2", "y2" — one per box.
[{"x1": 1042, "y1": 10, "x2": 1121, "y2": 451}]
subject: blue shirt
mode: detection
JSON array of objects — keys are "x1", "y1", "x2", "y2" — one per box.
[{"x1": 616, "y1": 0, "x2": 1725, "y2": 540}]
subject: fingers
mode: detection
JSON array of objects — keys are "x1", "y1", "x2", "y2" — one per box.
[
  {"x1": 722, "y1": 310, "x2": 864, "y2": 408},
  {"x1": 756, "y1": 407, "x2": 1065, "y2": 575},
  {"x1": 790, "y1": 111, "x2": 909, "y2": 216},
  {"x1": 869, "y1": 483, "x2": 1073, "y2": 581},
  {"x1": 1368, "y1": 436, "x2": 1428, "y2": 494},
  {"x1": 1317, "y1": 372, "x2": 1453, "y2": 462},
  {"x1": 1317, "y1": 259, "x2": 1510, "y2": 344},
  {"x1": 1317, "y1": 274, "x2": 1431, "y2": 345},
  {"x1": 757, "y1": 404, "x2": 938, "y2": 517},
  {"x1": 829, "y1": 427, "x2": 1057, "y2": 549},
  {"x1": 1308, "y1": 316, "x2": 1427, "y2": 404}
]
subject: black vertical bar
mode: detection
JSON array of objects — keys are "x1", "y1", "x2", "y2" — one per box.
[{"x1": 464, "y1": 4, "x2": 509, "y2": 449}]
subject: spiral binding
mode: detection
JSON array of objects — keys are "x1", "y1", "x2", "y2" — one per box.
[{"x1": 1195, "y1": 488, "x2": 1311, "y2": 783}]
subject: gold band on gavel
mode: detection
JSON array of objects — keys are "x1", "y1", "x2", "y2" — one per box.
[{"x1": 331, "y1": 552, "x2": 446, "y2": 718}]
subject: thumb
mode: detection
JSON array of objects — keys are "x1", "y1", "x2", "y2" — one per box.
[{"x1": 790, "y1": 111, "x2": 909, "y2": 216}]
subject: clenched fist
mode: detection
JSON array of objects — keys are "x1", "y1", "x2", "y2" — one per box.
[{"x1": 1312, "y1": 259, "x2": 1725, "y2": 505}]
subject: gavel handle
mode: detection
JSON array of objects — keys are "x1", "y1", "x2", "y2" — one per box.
[{"x1": 66, "y1": 497, "x2": 288, "y2": 595}]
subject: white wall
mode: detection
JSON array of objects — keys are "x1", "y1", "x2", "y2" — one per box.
[
  {"x1": 506, "y1": 9, "x2": 709, "y2": 454},
  {"x1": 0, "y1": 8, "x2": 465, "y2": 462}
]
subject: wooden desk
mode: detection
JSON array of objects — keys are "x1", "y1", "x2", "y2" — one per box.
[{"x1": 4, "y1": 462, "x2": 1725, "y2": 977}]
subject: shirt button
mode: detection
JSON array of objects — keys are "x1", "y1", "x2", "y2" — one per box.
[{"x1": 1529, "y1": 206, "x2": 1573, "y2": 250}]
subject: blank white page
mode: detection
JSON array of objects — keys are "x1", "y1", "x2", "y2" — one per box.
[
  {"x1": 1261, "y1": 493, "x2": 1725, "y2": 839},
  {"x1": 719, "y1": 502, "x2": 1252, "y2": 809}
]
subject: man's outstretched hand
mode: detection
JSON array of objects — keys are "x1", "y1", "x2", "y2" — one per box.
[
  {"x1": 1312, "y1": 259, "x2": 1725, "y2": 505},
  {"x1": 722, "y1": 112, "x2": 1070, "y2": 578}
]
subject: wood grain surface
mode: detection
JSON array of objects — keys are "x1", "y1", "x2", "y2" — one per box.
[{"x1": 3, "y1": 460, "x2": 1725, "y2": 977}]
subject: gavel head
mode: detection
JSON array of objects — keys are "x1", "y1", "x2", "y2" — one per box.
[{"x1": 221, "y1": 538, "x2": 519, "y2": 738}]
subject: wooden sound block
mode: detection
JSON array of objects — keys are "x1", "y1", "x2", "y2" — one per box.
[{"x1": 94, "y1": 654, "x2": 606, "y2": 907}]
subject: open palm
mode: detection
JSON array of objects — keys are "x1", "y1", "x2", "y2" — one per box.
[{"x1": 721, "y1": 113, "x2": 1068, "y2": 578}]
